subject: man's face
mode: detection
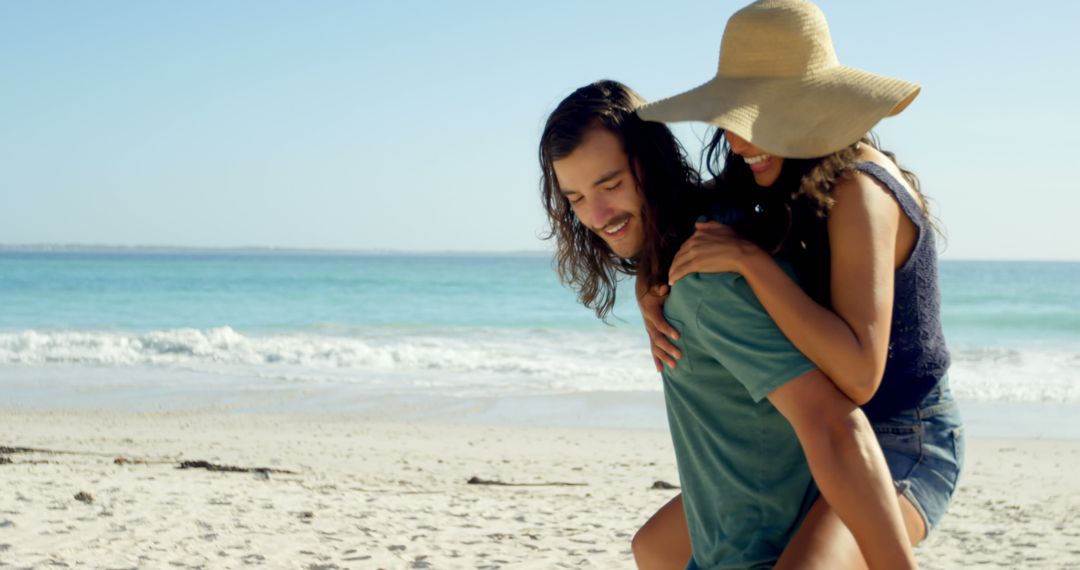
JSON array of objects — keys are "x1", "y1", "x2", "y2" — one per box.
[{"x1": 552, "y1": 127, "x2": 646, "y2": 259}]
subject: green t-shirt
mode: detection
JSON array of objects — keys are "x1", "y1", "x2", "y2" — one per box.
[{"x1": 661, "y1": 270, "x2": 818, "y2": 570}]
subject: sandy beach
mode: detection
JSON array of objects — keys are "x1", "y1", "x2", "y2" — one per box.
[{"x1": 2, "y1": 409, "x2": 1078, "y2": 569}]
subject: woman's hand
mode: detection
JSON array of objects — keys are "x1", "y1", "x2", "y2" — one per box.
[
  {"x1": 636, "y1": 276, "x2": 681, "y2": 372},
  {"x1": 668, "y1": 221, "x2": 761, "y2": 285}
]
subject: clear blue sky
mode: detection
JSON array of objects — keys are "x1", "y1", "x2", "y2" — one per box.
[{"x1": 2, "y1": 1, "x2": 1077, "y2": 260}]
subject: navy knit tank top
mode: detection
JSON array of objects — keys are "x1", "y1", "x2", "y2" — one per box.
[{"x1": 851, "y1": 161, "x2": 951, "y2": 421}]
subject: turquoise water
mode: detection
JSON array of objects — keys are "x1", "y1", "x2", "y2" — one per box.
[
  {"x1": 0, "y1": 252, "x2": 609, "y2": 331},
  {"x1": 1, "y1": 251, "x2": 1078, "y2": 402},
  {"x1": 939, "y1": 261, "x2": 1080, "y2": 347}
]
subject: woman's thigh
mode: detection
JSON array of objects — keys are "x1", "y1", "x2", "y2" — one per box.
[
  {"x1": 774, "y1": 492, "x2": 924, "y2": 570},
  {"x1": 632, "y1": 494, "x2": 691, "y2": 570}
]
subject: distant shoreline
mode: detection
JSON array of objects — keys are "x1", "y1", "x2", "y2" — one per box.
[{"x1": 1, "y1": 244, "x2": 1076, "y2": 263}]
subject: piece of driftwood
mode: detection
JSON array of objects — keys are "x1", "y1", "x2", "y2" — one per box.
[
  {"x1": 3, "y1": 445, "x2": 148, "y2": 459},
  {"x1": 0, "y1": 446, "x2": 47, "y2": 454},
  {"x1": 467, "y1": 476, "x2": 587, "y2": 487},
  {"x1": 1, "y1": 446, "x2": 55, "y2": 466},
  {"x1": 177, "y1": 460, "x2": 297, "y2": 475}
]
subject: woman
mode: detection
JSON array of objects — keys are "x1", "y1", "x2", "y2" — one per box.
[{"x1": 632, "y1": 0, "x2": 964, "y2": 567}]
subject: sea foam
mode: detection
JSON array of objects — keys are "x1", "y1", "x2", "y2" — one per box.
[
  {"x1": 0, "y1": 327, "x2": 659, "y2": 396},
  {"x1": 1, "y1": 327, "x2": 1077, "y2": 402}
]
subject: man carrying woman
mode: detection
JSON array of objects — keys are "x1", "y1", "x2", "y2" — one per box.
[{"x1": 536, "y1": 1, "x2": 961, "y2": 568}]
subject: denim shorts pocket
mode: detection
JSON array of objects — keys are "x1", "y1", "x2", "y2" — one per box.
[
  {"x1": 918, "y1": 414, "x2": 964, "y2": 489},
  {"x1": 902, "y1": 415, "x2": 964, "y2": 533},
  {"x1": 872, "y1": 421, "x2": 923, "y2": 475}
]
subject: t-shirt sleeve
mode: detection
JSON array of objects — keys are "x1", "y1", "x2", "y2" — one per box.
[{"x1": 693, "y1": 272, "x2": 817, "y2": 402}]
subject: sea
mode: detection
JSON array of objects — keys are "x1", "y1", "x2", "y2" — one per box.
[{"x1": 2, "y1": 249, "x2": 1079, "y2": 434}]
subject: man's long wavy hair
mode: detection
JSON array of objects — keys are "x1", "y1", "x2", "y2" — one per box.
[
  {"x1": 704, "y1": 129, "x2": 942, "y2": 306},
  {"x1": 539, "y1": 80, "x2": 702, "y2": 320}
]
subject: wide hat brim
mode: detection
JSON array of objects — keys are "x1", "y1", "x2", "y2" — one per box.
[{"x1": 637, "y1": 66, "x2": 920, "y2": 159}]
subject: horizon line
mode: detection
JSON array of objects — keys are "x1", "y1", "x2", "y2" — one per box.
[
  {"x1": 0, "y1": 243, "x2": 553, "y2": 257},
  {"x1": 0, "y1": 243, "x2": 1077, "y2": 263}
]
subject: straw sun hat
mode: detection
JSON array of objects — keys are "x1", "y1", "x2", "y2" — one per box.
[{"x1": 637, "y1": 0, "x2": 920, "y2": 159}]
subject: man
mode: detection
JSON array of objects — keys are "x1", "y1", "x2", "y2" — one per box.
[{"x1": 537, "y1": 80, "x2": 916, "y2": 570}]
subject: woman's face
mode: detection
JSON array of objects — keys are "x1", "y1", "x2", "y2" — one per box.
[{"x1": 725, "y1": 131, "x2": 785, "y2": 187}]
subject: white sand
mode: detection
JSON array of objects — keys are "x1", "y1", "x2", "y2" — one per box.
[{"x1": 1, "y1": 410, "x2": 1078, "y2": 569}]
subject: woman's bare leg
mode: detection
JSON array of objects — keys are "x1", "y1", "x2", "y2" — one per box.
[
  {"x1": 774, "y1": 496, "x2": 868, "y2": 570},
  {"x1": 898, "y1": 493, "x2": 927, "y2": 545},
  {"x1": 775, "y1": 493, "x2": 926, "y2": 570},
  {"x1": 632, "y1": 491, "x2": 926, "y2": 569},
  {"x1": 631, "y1": 494, "x2": 692, "y2": 570}
]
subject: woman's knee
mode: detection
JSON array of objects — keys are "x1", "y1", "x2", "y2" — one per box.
[
  {"x1": 631, "y1": 495, "x2": 691, "y2": 570},
  {"x1": 631, "y1": 513, "x2": 669, "y2": 568},
  {"x1": 630, "y1": 525, "x2": 654, "y2": 565}
]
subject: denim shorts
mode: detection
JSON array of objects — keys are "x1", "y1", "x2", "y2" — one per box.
[{"x1": 871, "y1": 378, "x2": 965, "y2": 535}]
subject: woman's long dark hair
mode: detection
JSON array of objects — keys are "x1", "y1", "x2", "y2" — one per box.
[
  {"x1": 539, "y1": 80, "x2": 702, "y2": 320},
  {"x1": 704, "y1": 129, "x2": 942, "y2": 306}
]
